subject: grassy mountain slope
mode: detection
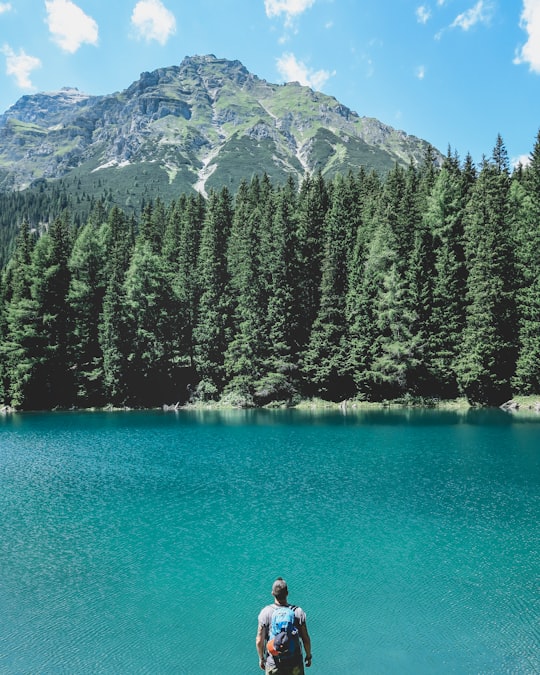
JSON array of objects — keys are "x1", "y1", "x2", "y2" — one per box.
[{"x1": 0, "y1": 55, "x2": 439, "y2": 205}]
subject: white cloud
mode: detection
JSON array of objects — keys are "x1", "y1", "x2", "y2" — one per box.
[
  {"x1": 2, "y1": 44, "x2": 41, "y2": 89},
  {"x1": 276, "y1": 52, "x2": 334, "y2": 90},
  {"x1": 450, "y1": 0, "x2": 492, "y2": 31},
  {"x1": 265, "y1": 0, "x2": 315, "y2": 25},
  {"x1": 0, "y1": 3, "x2": 12, "y2": 14},
  {"x1": 512, "y1": 153, "x2": 531, "y2": 168},
  {"x1": 45, "y1": 0, "x2": 98, "y2": 53},
  {"x1": 131, "y1": 0, "x2": 176, "y2": 45},
  {"x1": 514, "y1": 0, "x2": 540, "y2": 74},
  {"x1": 416, "y1": 65, "x2": 426, "y2": 79},
  {"x1": 416, "y1": 6, "x2": 431, "y2": 24}
]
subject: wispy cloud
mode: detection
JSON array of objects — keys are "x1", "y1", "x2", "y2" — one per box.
[
  {"x1": 131, "y1": 0, "x2": 176, "y2": 45},
  {"x1": 0, "y1": 3, "x2": 12, "y2": 14},
  {"x1": 416, "y1": 65, "x2": 426, "y2": 79},
  {"x1": 416, "y1": 6, "x2": 431, "y2": 24},
  {"x1": 450, "y1": 0, "x2": 492, "y2": 31},
  {"x1": 512, "y1": 153, "x2": 531, "y2": 168},
  {"x1": 1, "y1": 44, "x2": 41, "y2": 89},
  {"x1": 276, "y1": 52, "x2": 334, "y2": 90},
  {"x1": 514, "y1": 0, "x2": 540, "y2": 74},
  {"x1": 45, "y1": 0, "x2": 98, "y2": 53},
  {"x1": 265, "y1": 0, "x2": 315, "y2": 26}
]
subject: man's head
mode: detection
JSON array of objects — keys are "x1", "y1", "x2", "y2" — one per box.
[{"x1": 272, "y1": 577, "x2": 288, "y2": 602}]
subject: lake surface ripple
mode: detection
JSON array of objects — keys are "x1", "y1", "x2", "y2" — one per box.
[{"x1": 0, "y1": 409, "x2": 538, "y2": 674}]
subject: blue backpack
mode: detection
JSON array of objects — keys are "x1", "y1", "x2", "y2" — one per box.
[{"x1": 267, "y1": 605, "x2": 299, "y2": 661}]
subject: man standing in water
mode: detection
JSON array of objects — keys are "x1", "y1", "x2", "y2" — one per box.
[{"x1": 256, "y1": 577, "x2": 312, "y2": 673}]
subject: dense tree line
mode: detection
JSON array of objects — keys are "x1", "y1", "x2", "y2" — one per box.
[
  {"x1": 1, "y1": 134, "x2": 539, "y2": 410},
  {"x1": 0, "y1": 180, "x2": 123, "y2": 269}
]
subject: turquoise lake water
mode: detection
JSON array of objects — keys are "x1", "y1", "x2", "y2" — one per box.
[{"x1": 0, "y1": 408, "x2": 538, "y2": 674}]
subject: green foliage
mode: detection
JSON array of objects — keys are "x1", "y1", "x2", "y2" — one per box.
[
  {"x1": 223, "y1": 178, "x2": 267, "y2": 398},
  {"x1": 512, "y1": 131, "x2": 540, "y2": 393},
  {"x1": 2, "y1": 132, "x2": 540, "y2": 409},
  {"x1": 193, "y1": 188, "x2": 233, "y2": 395},
  {"x1": 67, "y1": 219, "x2": 108, "y2": 404},
  {"x1": 302, "y1": 174, "x2": 355, "y2": 399},
  {"x1": 456, "y1": 139, "x2": 517, "y2": 405},
  {"x1": 259, "y1": 178, "x2": 300, "y2": 402}
]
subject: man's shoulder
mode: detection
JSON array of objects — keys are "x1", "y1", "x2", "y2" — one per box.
[
  {"x1": 258, "y1": 603, "x2": 306, "y2": 625},
  {"x1": 292, "y1": 605, "x2": 306, "y2": 624},
  {"x1": 258, "y1": 603, "x2": 276, "y2": 625}
]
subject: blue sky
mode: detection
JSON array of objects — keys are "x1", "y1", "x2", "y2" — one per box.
[{"x1": 0, "y1": 0, "x2": 539, "y2": 166}]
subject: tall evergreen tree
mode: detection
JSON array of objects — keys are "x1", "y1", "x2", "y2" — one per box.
[
  {"x1": 346, "y1": 176, "x2": 382, "y2": 398},
  {"x1": 256, "y1": 180, "x2": 300, "y2": 404},
  {"x1": 362, "y1": 165, "x2": 423, "y2": 398},
  {"x1": 139, "y1": 198, "x2": 166, "y2": 254},
  {"x1": 23, "y1": 213, "x2": 73, "y2": 408},
  {"x1": 67, "y1": 219, "x2": 108, "y2": 405},
  {"x1": 302, "y1": 174, "x2": 355, "y2": 400},
  {"x1": 295, "y1": 171, "x2": 329, "y2": 350},
  {"x1": 223, "y1": 179, "x2": 266, "y2": 403},
  {"x1": 512, "y1": 130, "x2": 540, "y2": 392},
  {"x1": 422, "y1": 160, "x2": 467, "y2": 396},
  {"x1": 457, "y1": 137, "x2": 517, "y2": 404},
  {"x1": 0, "y1": 222, "x2": 38, "y2": 407},
  {"x1": 123, "y1": 238, "x2": 181, "y2": 405},
  {"x1": 99, "y1": 207, "x2": 133, "y2": 404},
  {"x1": 173, "y1": 193, "x2": 206, "y2": 368},
  {"x1": 370, "y1": 262, "x2": 422, "y2": 398},
  {"x1": 162, "y1": 195, "x2": 187, "y2": 265},
  {"x1": 193, "y1": 188, "x2": 233, "y2": 399}
]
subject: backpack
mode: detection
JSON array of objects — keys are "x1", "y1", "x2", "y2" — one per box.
[{"x1": 267, "y1": 605, "x2": 299, "y2": 661}]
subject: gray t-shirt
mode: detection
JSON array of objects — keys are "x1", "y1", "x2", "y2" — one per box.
[{"x1": 258, "y1": 603, "x2": 306, "y2": 667}]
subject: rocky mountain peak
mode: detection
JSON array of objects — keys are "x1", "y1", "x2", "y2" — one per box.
[
  {"x1": 1, "y1": 87, "x2": 91, "y2": 127},
  {"x1": 0, "y1": 55, "x2": 439, "y2": 197}
]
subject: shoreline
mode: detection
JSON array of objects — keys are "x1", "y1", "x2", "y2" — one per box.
[{"x1": 2, "y1": 396, "x2": 540, "y2": 415}]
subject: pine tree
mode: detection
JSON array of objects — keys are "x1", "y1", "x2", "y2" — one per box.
[
  {"x1": 223, "y1": 179, "x2": 266, "y2": 404},
  {"x1": 345, "y1": 174, "x2": 382, "y2": 398},
  {"x1": 422, "y1": 159, "x2": 467, "y2": 396},
  {"x1": 162, "y1": 195, "x2": 187, "y2": 265},
  {"x1": 193, "y1": 188, "x2": 233, "y2": 399},
  {"x1": 99, "y1": 207, "x2": 133, "y2": 404},
  {"x1": 123, "y1": 238, "x2": 180, "y2": 405},
  {"x1": 21, "y1": 213, "x2": 74, "y2": 408},
  {"x1": 370, "y1": 262, "x2": 422, "y2": 399},
  {"x1": 457, "y1": 137, "x2": 517, "y2": 405},
  {"x1": 139, "y1": 198, "x2": 166, "y2": 254},
  {"x1": 173, "y1": 193, "x2": 206, "y2": 368},
  {"x1": 512, "y1": 129, "x2": 540, "y2": 393},
  {"x1": 404, "y1": 225, "x2": 435, "y2": 395},
  {"x1": 302, "y1": 175, "x2": 355, "y2": 400},
  {"x1": 295, "y1": 172, "x2": 329, "y2": 351},
  {"x1": 380, "y1": 164, "x2": 408, "y2": 266},
  {"x1": 0, "y1": 222, "x2": 38, "y2": 407},
  {"x1": 67, "y1": 219, "x2": 108, "y2": 405},
  {"x1": 361, "y1": 165, "x2": 423, "y2": 399},
  {"x1": 255, "y1": 180, "x2": 300, "y2": 404}
]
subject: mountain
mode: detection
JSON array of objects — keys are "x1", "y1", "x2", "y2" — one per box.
[{"x1": 0, "y1": 54, "x2": 440, "y2": 201}]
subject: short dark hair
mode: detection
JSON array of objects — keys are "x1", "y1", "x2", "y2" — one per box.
[{"x1": 272, "y1": 577, "x2": 288, "y2": 599}]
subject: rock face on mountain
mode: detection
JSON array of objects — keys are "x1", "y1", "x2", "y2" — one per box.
[{"x1": 0, "y1": 55, "x2": 439, "y2": 197}]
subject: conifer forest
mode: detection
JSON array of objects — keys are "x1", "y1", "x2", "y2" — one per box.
[{"x1": 1, "y1": 134, "x2": 540, "y2": 410}]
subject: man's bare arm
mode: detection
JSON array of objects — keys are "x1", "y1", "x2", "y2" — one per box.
[
  {"x1": 299, "y1": 622, "x2": 312, "y2": 667},
  {"x1": 256, "y1": 624, "x2": 266, "y2": 670}
]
